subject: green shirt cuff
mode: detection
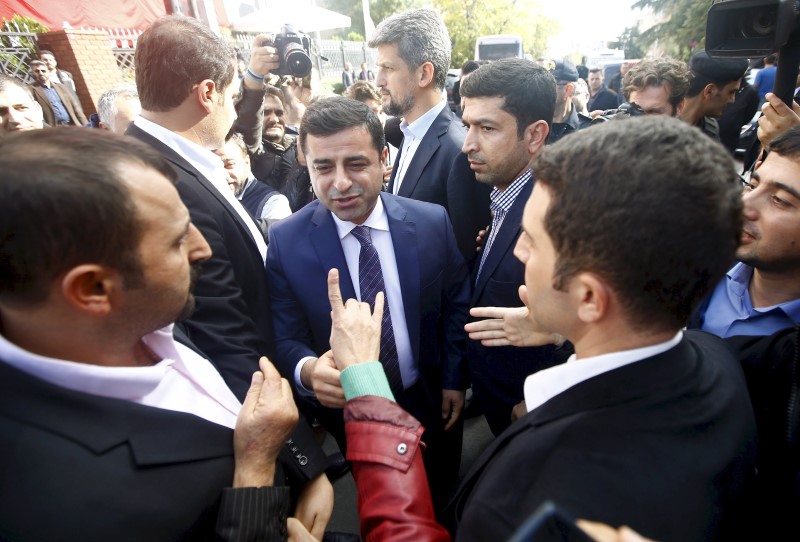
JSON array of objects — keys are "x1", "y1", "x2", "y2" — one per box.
[{"x1": 340, "y1": 362, "x2": 396, "y2": 402}]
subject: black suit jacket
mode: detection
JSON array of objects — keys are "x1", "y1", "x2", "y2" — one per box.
[
  {"x1": 0, "y1": 360, "x2": 288, "y2": 541},
  {"x1": 467, "y1": 178, "x2": 561, "y2": 435},
  {"x1": 126, "y1": 123, "x2": 326, "y2": 484},
  {"x1": 388, "y1": 105, "x2": 491, "y2": 263},
  {"x1": 450, "y1": 332, "x2": 758, "y2": 542},
  {"x1": 30, "y1": 81, "x2": 88, "y2": 126}
]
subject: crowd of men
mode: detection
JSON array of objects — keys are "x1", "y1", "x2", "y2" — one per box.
[{"x1": 1, "y1": 7, "x2": 799, "y2": 542}]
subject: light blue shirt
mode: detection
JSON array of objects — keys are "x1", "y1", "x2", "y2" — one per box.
[{"x1": 700, "y1": 262, "x2": 800, "y2": 338}]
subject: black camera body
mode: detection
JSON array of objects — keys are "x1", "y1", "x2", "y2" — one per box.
[
  {"x1": 273, "y1": 25, "x2": 312, "y2": 78},
  {"x1": 706, "y1": 0, "x2": 800, "y2": 58},
  {"x1": 592, "y1": 102, "x2": 647, "y2": 123}
]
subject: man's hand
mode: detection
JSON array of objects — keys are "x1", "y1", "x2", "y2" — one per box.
[
  {"x1": 300, "y1": 352, "x2": 345, "y2": 408},
  {"x1": 233, "y1": 357, "x2": 298, "y2": 488},
  {"x1": 243, "y1": 33, "x2": 281, "y2": 90},
  {"x1": 758, "y1": 92, "x2": 800, "y2": 147},
  {"x1": 475, "y1": 228, "x2": 487, "y2": 254},
  {"x1": 465, "y1": 285, "x2": 564, "y2": 348},
  {"x1": 441, "y1": 389, "x2": 465, "y2": 431},
  {"x1": 327, "y1": 268, "x2": 383, "y2": 370},
  {"x1": 294, "y1": 473, "x2": 333, "y2": 540},
  {"x1": 287, "y1": 518, "x2": 319, "y2": 542}
]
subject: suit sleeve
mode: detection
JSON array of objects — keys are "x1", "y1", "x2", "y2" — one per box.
[
  {"x1": 216, "y1": 486, "x2": 290, "y2": 541},
  {"x1": 233, "y1": 85, "x2": 266, "y2": 154},
  {"x1": 440, "y1": 207, "x2": 471, "y2": 390},
  {"x1": 265, "y1": 222, "x2": 319, "y2": 385}
]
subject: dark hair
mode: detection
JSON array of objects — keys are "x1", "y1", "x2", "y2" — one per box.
[
  {"x1": 532, "y1": 116, "x2": 743, "y2": 331},
  {"x1": 29, "y1": 60, "x2": 47, "y2": 70},
  {"x1": 0, "y1": 128, "x2": 177, "y2": 305},
  {"x1": 135, "y1": 15, "x2": 236, "y2": 112},
  {"x1": 225, "y1": 131, "x2": 248, "y2": 157},
  {"x1": 768, "y1": 125, "x2": 800, "y2": 158},
  {"x1": 623, "y1": 58, "x2": 690, "y2": 112},
  {"x1": 765, "y1": 53, "x2": 778, "y2": 65},
  {"x1": 300, "y1": 96, "x2": 385, "y2": 156},
  {"x1": 345, "y1": 80, "x2": 381, "y2": 102},
  {"x1": 460, "y1": 58, "x2": 556, "y2": 138},
  {"x1": 265, "y1": 85, "x2": 286, "y2": 106},
  {"x1": 588, "y1": 68, "x2": 602, "y2": 75},
  {"x1": 461, "y1": 60, "x2": 481, "y2": 76},
  {"x1": 38, "y1": 50, "x2": 54, "y2": 58},
  {"x1": 686, "y1": 72, "x2": 734, "y2": 98}
]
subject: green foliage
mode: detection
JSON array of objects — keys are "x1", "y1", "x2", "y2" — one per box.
[
  {"x1": 434, "y1": 0, "x2": 557, "y2": 68},
  {"x1": 1, "y1": 14, "x2": 49, "y2": 80},
  {"x1": 610, "y1": 25, "x2": 646, "y2": 60},
  {"x1": 633, "y1": 0, "x2": 711, "y2": 60}
]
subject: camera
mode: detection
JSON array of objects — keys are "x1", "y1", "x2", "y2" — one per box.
[
  {"x1": 706, "y1": 0, "x2": 800, "y2": 58},
  {"x1": 273, "y1": 25, "x2": 312, "y2": 78},
  {"x1": 592, "y1": 102, "x2": 647, "y2": 123}
]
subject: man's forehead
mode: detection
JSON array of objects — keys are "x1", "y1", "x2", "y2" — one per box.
[{"x1": 0, "y1": 87, "x2": 34, "y2": 106}]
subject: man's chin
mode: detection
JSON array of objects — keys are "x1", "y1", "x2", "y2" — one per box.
[{"x1": 175, "y1": 295, "x2": 197, "y2": 323}]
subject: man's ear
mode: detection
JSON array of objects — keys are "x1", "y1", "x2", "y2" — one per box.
[
  {"x1": 60, "y1": 264, "x2": 120, "y2": 317},
  {"x1": 703, "y1": 83, "x2": 717, "y2": 100},
  {"x1": 194, "y1": 79, "x2": 217, "y2": 114},
  {"x1": 524, "y1": 120, "x2": 550, "y2": 157},
  {"x1": 572, "y1": 272, "x2": 610, "y2": 324},
  {"x1": 417, "y1": 62, "x2": 435, "y2": 89}
]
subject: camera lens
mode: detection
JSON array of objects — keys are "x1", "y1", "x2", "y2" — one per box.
[
  {"x1": 283, "y1": 43, "x2": 312, "y2": 78},
  {"x1": 738, "y1": 6, "x2": 778, "y2": 38}
]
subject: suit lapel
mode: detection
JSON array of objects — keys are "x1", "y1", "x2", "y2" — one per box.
[
  {"x1": 0, "y1": 360, "x2": 233, "y2": 466},
  {"x1": 126, "y1": 124, "x2": 263, "y2": 255},
  {"x1": 383, "y1": 194, "x2": 421, "y2": 361},
  {"x1": 397, "y1": 106, "x2": 453, "y2": 198},
  {"x1": 309, "y1": 203, "x2": 357, "y2": 301},
  {"x1": 473, "y1": 180, "x2": 532, "y2": 300}
]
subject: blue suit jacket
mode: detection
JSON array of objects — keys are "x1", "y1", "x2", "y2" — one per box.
[
  {"x1": 266, "y1": 193, "x2": 471, "y2": 403},
  {"x1": 467, "y1": 179, "x2": 560, "y2": 435},
  {"x1": 388, "y1": 105, "x2": 491, "y2": 263}
]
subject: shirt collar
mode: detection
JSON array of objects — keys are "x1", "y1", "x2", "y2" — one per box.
[
  {"x1": 524, "y1": 331, "x2": 683, "y2": 412},
  {"x1": 400, "y1": 100, "x2": 448, "y2": 141},
  {"x1": 489, "y1": 169, "x2": 532, "y2": 214},
  {"x1": 331, "y1": 195, "x2": 389, "y2": 240},
  {"x1": 134, "y1": 116, "x2": 223, "y2": 182}
]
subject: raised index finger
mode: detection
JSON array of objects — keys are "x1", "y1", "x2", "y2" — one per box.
[{"x1": 327, "y1": 268, "x2": 344, "y2": 316}]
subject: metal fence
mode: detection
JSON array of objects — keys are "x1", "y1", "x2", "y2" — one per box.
[
  {"x1": 0, "y1": 23, "x2": 373, "y2": 87},
  {"x1": 0, "y1": 20, "x2": 38, "y2": 82}
]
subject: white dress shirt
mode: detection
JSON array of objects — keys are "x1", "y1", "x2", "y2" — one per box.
[
  {"x1": 524, "y1": 332, "x2": 683, "y2": 412},
  {"x1": 392, "y1": 100, "x2": 448, "y2": 195},
  {"x1": 133, "y1": 116, "x2": 268, "y2": 262},
  {"x1": 0, "y1": 325, "x2": 242, "y2": 428},
  {"x1": 294, "y1": 197, "x2": 418, "y2": 394}
]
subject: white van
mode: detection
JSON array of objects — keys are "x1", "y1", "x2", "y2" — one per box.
[{"x1": 474, "y1": 35, "x2": 524, "y2": 61}]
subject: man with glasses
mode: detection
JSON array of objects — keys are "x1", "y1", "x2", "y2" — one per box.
[
  {"x1": 28, "y1": 60, "x2": 87, "y2": 127},
  {"x1": 548, "y1": 60, "x2": 591, "y2": 144}
]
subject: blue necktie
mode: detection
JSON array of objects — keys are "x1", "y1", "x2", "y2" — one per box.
[{"x1": 351, "y1": 226, "x2": 403, "y2": 394}]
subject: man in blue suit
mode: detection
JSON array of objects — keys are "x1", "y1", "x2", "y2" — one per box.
[
  {"x1": 369, "y1": 9, "x2": 490, "y2": 263},
  {"x1": 460, "y1": 58, "x2": 566, "y2": 435},
  {"x1": 266, "y1": 95, "x2": 471, "y2": 513}
]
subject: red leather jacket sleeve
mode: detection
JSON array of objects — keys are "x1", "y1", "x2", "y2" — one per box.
[{"x1": 344, "y1": 396, "x2": 452, "y2": 542}]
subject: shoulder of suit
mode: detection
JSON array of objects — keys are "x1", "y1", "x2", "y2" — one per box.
[{"x1": 384, "y1": 192, "x2": 447, "y2": 218}]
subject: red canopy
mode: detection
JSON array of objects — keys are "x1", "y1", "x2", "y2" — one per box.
[{"x1": 0, "y1": 0, "x2": 168, "y2": 30}]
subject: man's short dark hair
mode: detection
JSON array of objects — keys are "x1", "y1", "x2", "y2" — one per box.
[
  {"x1": 460, "y1": 58, "x2": 556, "y2": 138},
  {"x1": 29, "y1": 60, "x2": 46, "y2": 70},
  {"x1": 623, "y1": 58, "x2": 690, "y2": 112},
  {"x1": 460, "y1": 60, "x2": 481, "y2": 76},
  {"x1": 135, "y1": 15, "x2": 236, "y2": 112},
  {"x1": 0, "y1": 128, "x2": 177, "y2": 305},
  {"x1": 265, "y1": 85, "x2": 286, "y2": 106},
  {"x1": 225, "y1": 131, "x2": 248, "y2": 157},
  {"x1": 533, "y1": 116, "x2": 743, "y2": 331},
  {"x1": 768, "y1": 125, "x2": 800, "y2": 158},
  {"x1": 300, "y1": 96, "x2": 384, "y2": 156},
  {"x1": 38, "y1": 50, "x2": 54, "y2": 58}
]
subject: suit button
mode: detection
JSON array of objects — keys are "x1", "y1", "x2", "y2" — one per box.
[{"x1": 396, "y1": 443, "x2": 408, "y2": 455}]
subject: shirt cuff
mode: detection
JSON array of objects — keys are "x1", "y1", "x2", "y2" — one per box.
[
  {"x1": 340, "y1": 362, "x2": 395, "y2": 402},
  {"x1": 294, "y1": 356, "x2": 317, "y2": 399}
]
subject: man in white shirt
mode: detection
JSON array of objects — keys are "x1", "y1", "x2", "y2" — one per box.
[
  {"x1": 369, "y1": 9, "x2": 490, "y2": 263},
  {"x1": 450, "y1": 117, "x2": 758, "y2": 541},
  {"x1": 0, "y1": 129, "x2": 303, "y2": 541},
  {"x1": 123, "y1": 14, "x2": 331, "y2": 534}
]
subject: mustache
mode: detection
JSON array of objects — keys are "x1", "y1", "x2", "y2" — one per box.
[{"x1": 189, "y1": 262, "x2": 203, "y2": 291}]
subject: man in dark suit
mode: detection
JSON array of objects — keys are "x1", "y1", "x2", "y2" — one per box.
[
  {"x1": 587, "y1": 68, "x2": 619, "y2": 112},
  {"x1": 266, "y1": 96, "x2": 471, "y2": 513},
  {"x1": 369, "y1": 9, "x2": 490, "y2": 263},
  {"x1": 448, "y1": 116, "x2": 758, "y2": 541},
  {"x1": 125, "y1": 15, "x2": 331, "y2": 536},
  {"x1": 0, "y1": 129, "x2": 298, "y2": 541},
  {"x1": 459, "y1": 58, "x2": 564, "y2": 436},
  {"x1": 28, "y1": 60, "x2": 87, "y2": 126}
]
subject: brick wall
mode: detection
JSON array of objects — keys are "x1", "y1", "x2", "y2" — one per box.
[{"x1": 36, "y1": 29, "x2": 124, "y2": 116}]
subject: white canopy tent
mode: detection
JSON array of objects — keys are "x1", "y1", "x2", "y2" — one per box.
[{"x1": 229, "y1": 0, "x2": 351, "y2": 33}]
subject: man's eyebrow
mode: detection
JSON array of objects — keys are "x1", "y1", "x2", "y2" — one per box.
[
  {"x1": 750, "y1": 171, "x2": 760, "y2": 181},
  {"x1": 773, "y1": 181, "x2": 800, "y2": 200}
]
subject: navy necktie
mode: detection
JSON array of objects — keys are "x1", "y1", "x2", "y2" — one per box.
[{"x1": 350, "y1": 226, "x2": 403, "y2": 394}]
